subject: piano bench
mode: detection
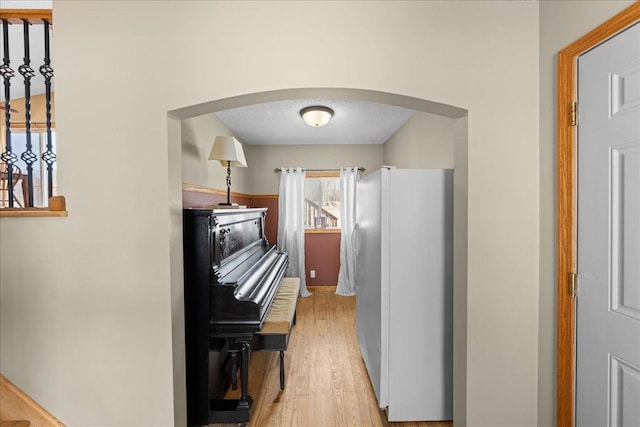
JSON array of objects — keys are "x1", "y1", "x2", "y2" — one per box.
[{"x1": 256, "y1": 277, "x2": 300, "y2": 390}]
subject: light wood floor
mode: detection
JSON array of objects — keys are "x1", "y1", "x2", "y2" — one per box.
[{"x1": 223, "y1": 286, "x2": 453, "y2": 427}]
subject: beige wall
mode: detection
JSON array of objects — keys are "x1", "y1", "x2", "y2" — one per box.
[
  {"x1": 383, "y1": 111, "x2": 455, "y2": 169},
  {"x1": 248, "y1": 143, "x2": 383, "y2": 194},
  {"x1": 0, "y1": 2, "x2": 542, "y2": 426},
  {"x1": 537, "y1": 1, "x2": 635, "y2": 425}
]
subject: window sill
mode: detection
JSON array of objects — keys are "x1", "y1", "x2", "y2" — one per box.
[
  {"x1": 0, "y1": 196, "x2": 67, "y2": 218},
  {"x1": 305, "y1": 228, "x2": 341, "y2": 234}
]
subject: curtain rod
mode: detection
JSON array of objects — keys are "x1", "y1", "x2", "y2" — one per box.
[{"x1": 274, "y1": 167, "x2": 365, "y2": 173}]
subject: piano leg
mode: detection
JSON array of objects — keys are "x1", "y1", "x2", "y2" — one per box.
[
  {"x1": 279, "y1": 350, "x2": 285, "y2": 390},
  {"x1": 230, "y1": 350, "x2": 238, "y2": 390},
  {"x1": 237, "y1": 337, "x2": 253, "y2": 411}
]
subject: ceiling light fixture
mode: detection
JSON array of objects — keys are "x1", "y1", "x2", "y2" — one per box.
[{"x1": 300, "y1": 106, "x2": 334, "y2": 127}]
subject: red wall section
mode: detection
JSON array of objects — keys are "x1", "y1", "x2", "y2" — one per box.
[
  {"x1": 304, "y1": 232, "x2": 341, "y2": 286},
  {"x1": 249, "y1": 197, "x2": 278, "y2": 246}
]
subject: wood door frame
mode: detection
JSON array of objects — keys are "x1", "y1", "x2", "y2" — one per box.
[{"x1": 556, "y1": 3, "x2": 640, "y2": 427}]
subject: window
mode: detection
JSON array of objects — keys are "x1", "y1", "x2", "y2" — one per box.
[{"x1": 304, "y1": 173, "x2": 341, "y2": 231}]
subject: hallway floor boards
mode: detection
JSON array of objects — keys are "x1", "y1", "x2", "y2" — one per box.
[{"x1": 223, "y1": 286, "x2": 453, "y2": 427}]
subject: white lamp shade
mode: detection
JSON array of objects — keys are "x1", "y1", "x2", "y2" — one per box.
[{"x1": 208, "y1": 136, "x2": 248, "y2": 167}]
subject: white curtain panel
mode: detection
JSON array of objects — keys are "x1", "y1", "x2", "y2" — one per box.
[
  {"x1": 336, "y1": 167, "x2": 360, "y2": 296},
  {"x1": 277, "y1": 167, "x2": 311, "y2": 297}
]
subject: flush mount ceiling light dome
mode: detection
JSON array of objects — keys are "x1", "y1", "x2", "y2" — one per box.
[{"x1": 300, "y1": 106, "x2": 334, "y2": 127}]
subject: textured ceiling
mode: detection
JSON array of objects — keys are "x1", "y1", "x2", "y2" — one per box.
[{"x1": 215, "y1": 98, "x2": 415, "y2": 145}]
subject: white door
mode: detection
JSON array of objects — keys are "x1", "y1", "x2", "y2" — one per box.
[{"x1": 576, "y1": 22, "x2": 640, "y2": 427}]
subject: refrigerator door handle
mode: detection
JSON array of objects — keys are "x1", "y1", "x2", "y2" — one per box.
[{"x1": 352, "y1": 223, "x2": 359, "y2": 254}]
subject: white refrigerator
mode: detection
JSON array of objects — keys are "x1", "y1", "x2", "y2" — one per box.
[{"x1": 355, "y1": 167, "x2": 453, "y2": 422}]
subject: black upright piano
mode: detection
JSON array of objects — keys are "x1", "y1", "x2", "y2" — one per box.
[{"x1": 183, "y1": 208, "x2": 289, "y2": 425}]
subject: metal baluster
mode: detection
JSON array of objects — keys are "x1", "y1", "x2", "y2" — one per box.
[
  {"x1": 39, "y1": 19, "x2": 55, "y2": 202},
  {"x1": 1, "y1": 19, "x2": 17, "y2": 207},
  {"x1": 19, "y1": 18, "x2": 37, "y2": 207}
]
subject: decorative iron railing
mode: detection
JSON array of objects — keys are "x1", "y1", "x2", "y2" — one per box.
[{"x1": 0, "y1": 9, "x2": 54, "y2": 208}]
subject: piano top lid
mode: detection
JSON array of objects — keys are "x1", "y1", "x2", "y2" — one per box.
[{"x1": 184, "y1": 207, "x2": 268, "y2": 215}]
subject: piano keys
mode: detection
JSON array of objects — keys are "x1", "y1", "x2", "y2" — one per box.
[{"x1": 183, "y1": 207, "x2": 290, "y2": 425}]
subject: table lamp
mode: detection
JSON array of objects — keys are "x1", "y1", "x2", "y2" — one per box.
[{"x1": 208, "y1": 136, "x2": 247, "y2": 206}]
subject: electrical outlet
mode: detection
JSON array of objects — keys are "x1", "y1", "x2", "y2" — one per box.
[{"x1": 310, "y1": 270, "x2": 316, "y2": 279}]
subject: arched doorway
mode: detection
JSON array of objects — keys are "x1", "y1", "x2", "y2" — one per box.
[{"x1": 167, "y1": 87, "x2": 468, "y2": 424}]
